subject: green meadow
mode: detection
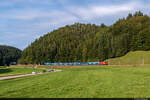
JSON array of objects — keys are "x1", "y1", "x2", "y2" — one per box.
[{"x1": 1, "y1": 66, "x2": 150, "y2": 98}]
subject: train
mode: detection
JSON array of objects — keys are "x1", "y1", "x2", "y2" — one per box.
[{"x1": 43, "y1": 62, "x2": 108, "y2": 66}]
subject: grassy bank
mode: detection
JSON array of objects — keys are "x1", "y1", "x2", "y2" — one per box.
[{"x1": 106, "y1": 51, "x2": 150, "y2": 65}]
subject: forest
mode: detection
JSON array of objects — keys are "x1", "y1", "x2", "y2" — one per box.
[
  {"x1": 0, "y1": 45, "x2": 22, "y2": 66},
  {"x1": 17, "y1": 11, "x2": 150, "y2": 64}
]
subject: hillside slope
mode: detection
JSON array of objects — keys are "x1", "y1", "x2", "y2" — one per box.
[
  {"x1": 19, "y1": 23, "x2": 101, "y2": 64},
  {"x1": 105, "y1": 51, "x2": 150, "y2": 65}
]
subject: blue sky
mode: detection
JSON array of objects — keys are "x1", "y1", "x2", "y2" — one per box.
[{"x1": 0, "y1": 0, "x2": 150, "y2": 50}]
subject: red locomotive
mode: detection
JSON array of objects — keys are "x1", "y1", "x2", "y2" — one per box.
[{"x1": 100, "y1": 62, "x2": 108, "y2": 65}]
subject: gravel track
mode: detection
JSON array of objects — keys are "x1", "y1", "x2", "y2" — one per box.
[{"x1": 0, "y1": 69, "x2": 62, "y2": 80}]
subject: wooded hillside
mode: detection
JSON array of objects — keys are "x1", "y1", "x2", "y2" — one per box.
[{"x1": 19, "y1": 11, "x2": 150, "y2": 64}]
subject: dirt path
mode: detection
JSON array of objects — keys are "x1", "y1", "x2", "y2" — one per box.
[{"x1": 0, "y1": 69, "x2": 62, "y2": 80}]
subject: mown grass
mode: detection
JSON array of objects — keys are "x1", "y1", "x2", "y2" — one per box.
[
  {"x1": 1, "y1": 66, "x2": 150, "y2": 98},
  {"x1": 0, "y1": 67, "x2": 44, "y2": 77},
  {"x1": 106, "y1": 51, "x2": 150, "y2": 65}
]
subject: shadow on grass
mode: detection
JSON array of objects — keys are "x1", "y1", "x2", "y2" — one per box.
[{"x1": 0, "y1": 68, "x2": 12, "y2": 74}]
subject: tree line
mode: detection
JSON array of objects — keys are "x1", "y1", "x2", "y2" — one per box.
[{"x1": 0, "y1": 45, "x2": 22, "y2": 66}]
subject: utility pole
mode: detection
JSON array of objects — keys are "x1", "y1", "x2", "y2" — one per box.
[{"x1": 142, "y1": 39, "x2": 144, "y2": 65}]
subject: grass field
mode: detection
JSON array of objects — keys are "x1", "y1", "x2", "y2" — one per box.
[
  {"x1": 1, "y1": 65, "x2": 150, "y2": 98},
  {"x1": 106, "y1": 51, "x2": 150, "y2": 65},
  {"x1": 0, "y1": 67, "x2": 44, "y2": 77}
]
